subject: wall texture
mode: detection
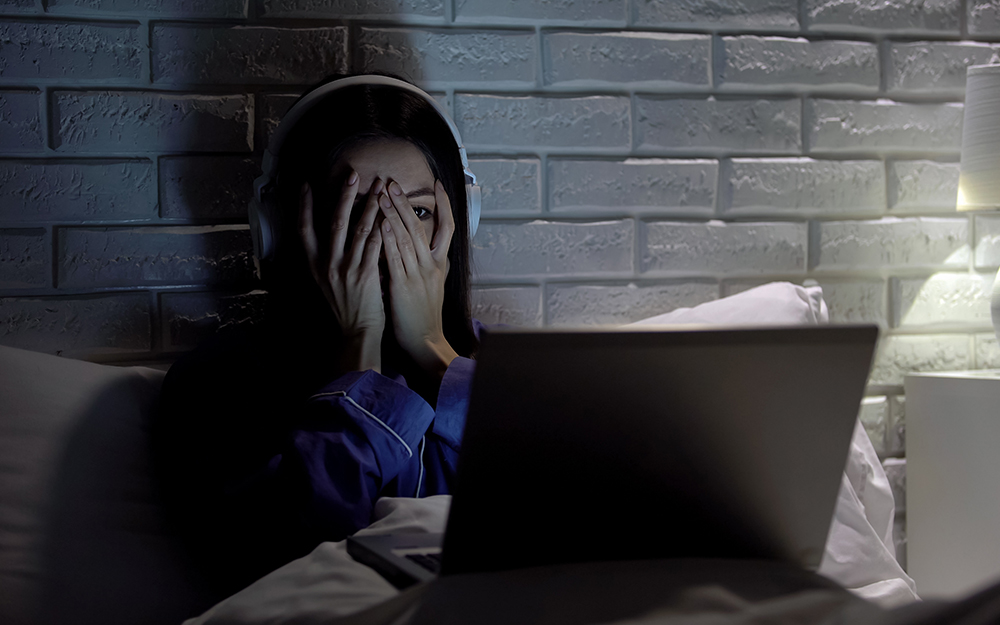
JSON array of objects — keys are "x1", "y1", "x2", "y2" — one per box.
[{"x1": 4, "y1": 0, "x2": 1000, "y2": 570}]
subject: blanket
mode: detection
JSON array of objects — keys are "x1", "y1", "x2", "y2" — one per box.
[{"x1": 185, "y1": 423, "x2": 915, "y2": 625}]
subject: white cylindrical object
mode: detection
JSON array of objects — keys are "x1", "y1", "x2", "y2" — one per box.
[{"x1": 959, "y1": 64, "x2": 1000, "y2": 210}]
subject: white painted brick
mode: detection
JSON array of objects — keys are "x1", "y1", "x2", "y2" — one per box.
[
  {"x1": 544, "y1": 32, "x2": 709, "y2": 87},
  {"x1": 720, "y1": 37, "x2": 878, "y2": 88},
  {"x1": 974, "y1": 214, "x2": 1000, "y2": 269},
  {"x1": 642, "y1": 220, "x2": 807, "y2": 274},
  {"x1": 470, "y1": 286, "x2": 542, "y2": 326},
  {"x1": 0, "y1": 91, "x2": 42, "y2": 153},
  {"x1": 0, "y1": 0, "x2": 35, "y2": 10},
  {"x1": 259, "y1": 0, "x2": 444, "y2": 18},
  {"x1": 550, "y1": 159, "x2": 716, "y2": 212},
  {"x1": 969, "y1": 0, "x2": 1000, "y2": 35},
  {"x1": 806, "y1": 100, "x2": 964, "y2": 152},
  {"x1": 359, "y1": 28, "x2": 534, "y2": 85},
  {"x1": 632, "y1": 0, "x2": 798, "y2": 29},
  {"x1": 161, "y1": 290, "x2": 265, "y2": 350},
  {"x1": 815, "y1": 279, "x2": 887, "y2": 325},
  {"x1": 546, "y1": 281, "x2": 717, "y2": 326},
  {"x1": 0, "y1": 21, "x2": 142, "y2": 80},
  {"x1": 889, "y1": 42, "x2": 999, "y2": 93},
  {"x1": 814, "y1": 218, "x2": 969, "y2": 270},
  {"x1": 888, "y1": 160, "x2": 959, "y2": 213},
  {"x1": 456, "y1": 0, "x2": 624, "y2": 23},
  {"x1": 0, "y1": 229, "x2": 47, "y2": 288},
  {"x1": 153, "y1": 26, "x2": 347, "y2": 85},
  {"x1": 858, "y1": 396, "x2": 888, "y2": 457},
  {"x1": 160, "y1": 156, "x2": 258, "y2": 220},
  {"x1": 806, "y1": 0, "x2": 960, "y2": 33},
  {"x1": 473, "y1": 220, "x2": 633, "y2": 277},
  {"x1": 723, "y1": 158, "x2": 884, "y2": 214},
  {"x1": 894, "y1": 273, "x2": 992, "y2": 328},
  {"x1": 0, "y1": 294, "x2": 151, "y2": 357},
  {"x1": 58, "y1": 225, "x2": 254, "y2": 288},
  {"x1": 455, "y1": 94, "x2": 630, "y2": 149},
  {"x1": 470, "y1": 159, "x2": 541, "y2": 213},
  {"x1": 888, "y1": 395, "x2": 906, "y2": 457},
  {"x1": 883, "y1": 457, "x2": 907, "y2": 514},
  {"x1": 53, "y1": 92, "x2": 253, "y2": 153},
  {"x1": 869, "y1": 334, "x2": 971, "y2": 386},
  {"x1": 260, "y1": 94, "x2": 297, "y2": 152},
  {"x1": 975, "y1": 332, "x2": 1000, "y2": 368},
  {"x1": 636, "y1": 97, "x2": 800, "y2": 153},
  {"x1": 47, "y1": 0, "x2": 247, "y2": 16},
  {"x1": 0, "y1": 160, "x2": 155, "y2": 222}
]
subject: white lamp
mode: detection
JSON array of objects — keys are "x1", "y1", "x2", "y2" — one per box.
[{"x1": 958, "y1": 64, "x2": 1000, "y2": 340}]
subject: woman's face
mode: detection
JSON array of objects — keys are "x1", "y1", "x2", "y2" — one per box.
[{"x1": 331, "y1": 138, "x2": 441, "y2": 245}]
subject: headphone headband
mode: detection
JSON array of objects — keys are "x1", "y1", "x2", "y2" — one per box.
[
  {"x1": 249, "y1": 74, "x2": 481, "y2": 273},
  {"x1": 262, "y1": 75, "x2": 474, "y2": 181}
]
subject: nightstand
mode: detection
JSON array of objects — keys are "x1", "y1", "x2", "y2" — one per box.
[{"x1": 905, "y1": 371, "x2": 1000, "y2": 599}]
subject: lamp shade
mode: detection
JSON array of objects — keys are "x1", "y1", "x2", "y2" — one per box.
[
  {"x1": 959, "y1": 64, "x2": 1000, "y2": 211},
  {"x1": 958, "y1": 64, "x2": 1000, "y2": 345}
]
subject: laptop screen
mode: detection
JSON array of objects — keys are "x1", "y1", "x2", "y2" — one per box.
[{"x1": 440, "y1": 325, "x2": 878, "y2": 576}]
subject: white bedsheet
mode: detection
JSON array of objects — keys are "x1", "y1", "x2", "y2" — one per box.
[
  {"x1": 184, "y1": 497, "x2": 447, "y2": 625},
  {"x1": 186, "y1": 435, "x2": 916, "y2": 625}
]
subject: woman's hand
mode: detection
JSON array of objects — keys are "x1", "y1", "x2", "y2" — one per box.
[
  {"x1": 379, "y1": 179, "x2": 459, "y2": 378},
  {"x1": 299, "y1": 173, "x2": 385, "y2": 373}
]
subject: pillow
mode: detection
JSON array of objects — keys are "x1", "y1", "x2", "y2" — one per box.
[
  {"x1": 627, "y1": 282, "x2": 829, "y2": 327},
  {"x1": 0, "y1": 345, "x2": 218, "y2": 625},
  {"x1": 630, "y1": 281, "x2": 916, "y2": 606}
]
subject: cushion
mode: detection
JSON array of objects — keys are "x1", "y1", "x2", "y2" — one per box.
[
  {"x1": 627, "y1": 282, "x2": 829, "y2": 327},
  {"x1": 630, "y1": 281, "x2": 916, "y2": 606},
  {"x1": 0, "y1": 345, "x2": 219, "y2": 625}
]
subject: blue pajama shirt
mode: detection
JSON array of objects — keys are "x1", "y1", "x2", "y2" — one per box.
[
  {"x1": 152, "y1": 319, "x2": 483, "y2": 592},
  {"x1": 277, "y1": 356, "x2": 476, "y2": 538}
]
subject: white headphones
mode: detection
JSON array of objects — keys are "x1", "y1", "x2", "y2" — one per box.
[{"x1": 248, "y1": 75, "x2": 481, "y2": 269}]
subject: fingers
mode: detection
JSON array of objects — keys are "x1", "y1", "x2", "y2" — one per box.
[
  {"x1": 380, "y1": 196, "x2": 420, "y2": 281},
  {"x1": 379, "y1": 190, "x2": 420, "y2": 277},
  {"x1": 430, "y1": 180, "x2": 455, "y2": 265},
  {"x1": 348, "y1": 178, "x2": 385, "y2": 269},
  {"x1": 386, "y1": 180, "x2": 433, "y2": 267},
  {"x1": 360, "y1": 218, "x2": 383, "y2": 275},
  {"x1": 330, "y1": 170, "x2": 360, "y2": 268}
]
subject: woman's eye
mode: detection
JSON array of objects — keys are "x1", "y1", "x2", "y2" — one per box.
[{"x1": 412, "y1": 206, "x2": 432, "y2": 220}]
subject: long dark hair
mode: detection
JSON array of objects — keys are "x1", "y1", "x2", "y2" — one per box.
[{"x1": 263, "y1": 72, "x2": 478, "y2": 358}]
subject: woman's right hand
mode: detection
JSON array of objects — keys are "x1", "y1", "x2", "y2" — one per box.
[{"x1": 299, "y1": 173, "x2": 385, "y2": 373}]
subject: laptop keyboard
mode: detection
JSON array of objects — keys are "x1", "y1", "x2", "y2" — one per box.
[{"x1": 404, "y1": 551, "x2": 442, "y2": 573}]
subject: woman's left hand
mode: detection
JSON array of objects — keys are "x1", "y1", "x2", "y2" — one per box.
[{"x1": 379, "y1": 179, "x2": 459, "y2": 378}]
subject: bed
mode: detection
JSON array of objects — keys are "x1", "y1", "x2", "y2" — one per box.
[{"x1": 0, "y1": 283, "x2": 921, "y2": 625}]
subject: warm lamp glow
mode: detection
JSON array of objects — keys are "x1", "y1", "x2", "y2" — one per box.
[{"x1": 958, "y1": 64, "x2": 1000, "y2": 343}]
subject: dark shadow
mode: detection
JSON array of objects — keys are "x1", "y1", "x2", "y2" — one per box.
[{"x1": 37, "y1": 374, "x2": 222, "y2": 625}]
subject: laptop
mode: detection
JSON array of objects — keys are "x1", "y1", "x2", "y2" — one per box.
[{"x1": 348, "y1": 324, "x2": 878, "y2": 588}]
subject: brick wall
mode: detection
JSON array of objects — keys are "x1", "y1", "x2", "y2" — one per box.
[{"x1": 5, "y1": 0, "x2": 1000, "y2": 569}]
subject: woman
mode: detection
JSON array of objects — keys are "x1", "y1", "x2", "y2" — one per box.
[{"x1": 151, "y1": 73, "x2": 482, "y2": 596}]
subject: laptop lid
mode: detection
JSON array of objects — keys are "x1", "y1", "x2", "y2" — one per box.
[{"x1": 439, "y1": 324, "x2": 878, "y2": 576}]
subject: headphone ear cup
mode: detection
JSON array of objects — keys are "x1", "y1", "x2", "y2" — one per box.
[
  {"x1": 467, "y1": 183, "x2": 481, "y2": 239},
  {"x1": 248, "y1": 195, "x2": 276, "y2": 264}
]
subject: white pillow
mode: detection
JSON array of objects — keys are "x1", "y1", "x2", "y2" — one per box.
[
  {"x1": 631, "y1": 280, "x2": 917, "y2": 606},
  {"x1": 627, "y1": 281, "x2": 829, "y2": 327}
]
